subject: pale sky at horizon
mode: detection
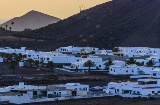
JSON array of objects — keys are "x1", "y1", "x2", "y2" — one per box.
[{"x1": 0, "y1": 0, "x2": 110, "y2": 24}]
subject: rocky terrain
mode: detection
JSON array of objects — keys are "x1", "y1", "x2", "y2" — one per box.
[{"x1": 11, "y1": 0, "x2": 160, "y2": 49}]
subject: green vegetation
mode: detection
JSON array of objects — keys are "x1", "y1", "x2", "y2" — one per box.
[
  {"x1": 146, "y1": 60, "x2": 153, "y2": 67},
  {"x1": 27, "y1": 58, "x2": 34, "y2": 67},
  {"x1": 9, "y1": 61, "x2": 17, "y2": 74},
  {"x1": 46, "y1": 61, "x2": 55, "y2": 72},
  {"x1": 135, "y1": 62, "x2": 143, "y2": 66},
  {"x1": 34, "y1": 60, "x2": 39, "y2": 68},
  {"x1": 112, "y1": 48, "x2": 119, "y2": 52},
  {"x1": 105, "y1": 60, "x2": 113, "y2": 69},
  {"x1": 84, "y1": 60, "x2": 94, "y2": 74},
  {"x1": 127, "y1": 57, "x2": 136, "y2": 64}
]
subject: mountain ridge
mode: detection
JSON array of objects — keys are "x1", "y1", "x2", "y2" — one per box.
[
  {"x1": 15, "y1": 0, "x2": 160, "y2": 49},
  {"x1": 0, "y1": 10, "x2": 61, "y2": 31}
]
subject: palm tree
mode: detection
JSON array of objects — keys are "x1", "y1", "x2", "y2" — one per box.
[
  {"x1": 0, "y1": 53, "x2": 5, "y2": 58},
  {"x1": 5, "y1": 24, "x2": 8, "y2": 30},
  {"x1": 27, "y1": 58, "x2": 34, "y2": 67},
  {"x1": 18, "y1": 53, "x2": 23, "y2": 60},
  {"x1": 46, "y1": 61, "x2": 54, "y2": 72},
  {"x1": 9, "y1": 27, "x2": 11, "y2": 31},
  {"x1": 127, "y1": 57, "x2": 136, "y2": 64},
  {"x1": 4, "y1": 53, "x2": 12, "y2": 63},
  {"x1": 84, "y1": 60, "x2": 94, "y2": 74},
  {"x1": 11, "y1": 21, "x2": 14, "y2": 26},
  {"x1": 34, "y1": 60, "x2": 39, "y2": 68},
  {"x1": 146, "y1": 60, "x2": 154, "y2": 67},
  {"x1": 105, "y1": 60, "x2": 113, "y2": 69},
  {"x1": 9, "y1": 61, "x2": 16, "y2": 74}
]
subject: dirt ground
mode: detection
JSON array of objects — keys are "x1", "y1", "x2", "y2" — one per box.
[{"x1": 30, "y1": 97, "x2": 160, "y2": 105}]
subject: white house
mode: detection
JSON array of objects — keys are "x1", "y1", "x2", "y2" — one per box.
[
  {"x1": 56, "y1": 46, "x2": 99, "y2": 54},
  {"x1": 107, "y1": 79, "x2": 160, "y2": 97},
  {"x1": 109, "y1": 64, "x2": 153, "y2": 75},
  {"x1": 68, "y1": 61, "x2": 106, "y2": 70},
  {"x1": 117, "y1": 47, "x2": 160, "y2": 57},
  {"x1": 112, "y1": 60, "x2": 126, "y2": 67},
  {"x1": 150, "y1": 68, "x2": 160, "y2": 78}
]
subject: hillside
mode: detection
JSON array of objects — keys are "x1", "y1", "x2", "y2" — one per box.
[
  {"x1": 15, "y1": 0, "x2": 160, "y2": 49},
  {"x1": 0, "y1": 10, "x2": 61, "y2": 31}
]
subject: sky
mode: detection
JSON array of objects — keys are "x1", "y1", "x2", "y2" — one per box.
[{"x1": 0, "y1": 0, "x2": 110, "y2": 24}]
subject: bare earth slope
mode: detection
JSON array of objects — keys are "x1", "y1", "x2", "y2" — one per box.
[
  {"x1": 0, "y1": 10, "x2": 61, "y2": 31},
  {"x1": 15, "y1": 0, "x2": 160, "y2": 49}
]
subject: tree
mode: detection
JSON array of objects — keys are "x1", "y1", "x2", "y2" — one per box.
[
  {"x1": 112, "y1": 47, "x2": 119, "y2": 52},
  {"x1": 27, "y1": 58, "x2": 34, "y2": 67},
  {"x1": 84, "y1": 60, "x2": 94, "y2": 74},
  {"x1": 34, "y1": 60, "x2": 39, "y2": 68},
  {"x1": 9, "y1": 61, "x2": 16, "y2": 74},
  {"x1": 127, "y1": 57, "x2": 136, "y2": 64},
  {"x1": 9, "y1": 27, "x2": 11, "y2": 31},
  {"x1": 146, "y1": 60, "x2": 153, "y2": 67},
  {"x1": 91, "y1": 51, "x2": 95, "y2": 54},
  {"x1": 10, "y1": 21, "x2": 14, "y2": 31},
  {"x1": 11, "y1": 22, "x2": 14, "y2": 26},
  {"x1": 18, "y1": 53, "x2": 23, "y2": 60},
  {"x1": 135, "y1": 62, "x2": 143, "y2": 66},
  {"x1": 4, "y1": 53, "x2": 12, "y2": 63},
  {"x1": 0, "y1": 53, "x2": 5, "y2": 58},
  {"x1": 5, "y1": 24, "x2": 8, "y2": 30},
  {"x1": 46, "y1": 61, "x2": 54, "y2": 72},
  {"x1": 104, "y1": 60, "x2": 113, "y2": 69}
]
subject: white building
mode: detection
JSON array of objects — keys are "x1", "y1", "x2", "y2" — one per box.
[
  {"x1": 117, "y1": 47, "x2": 160, "y2": 57},
  {"x1": 109, "y1": 64, "x2": 153, "y2": 75},
  {"x1": 112, "y1": 60, "x2": 126, "y2": 67},
  {"x1": 0, "y1": 82, "x2": 89, "y2": 104},
  {"x1": 107, "y1": 79, "x2": 160, "y2": 97},
  {"x1": 150, "y1": 68, "x2": 160, "y2": 78},
  {"x1": 56, "y1": 46, "x2": 99, "y2": 54}
]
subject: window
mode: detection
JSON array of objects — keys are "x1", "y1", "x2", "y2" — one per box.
[
  {"x1": 152, "y1": 91, "x2": 155, "y2": 94},
  {"x1": 99, "y1": 65, "x2": 101, "y2": 67},
  {"x1": 114, "y1": 70, "x2": 115, "y2": 72},
  {"x1": 28, "y1": 55, "x2": 31, "y2": 57},
  {"x1": 126, "y1": 70, "x2": 128, "y2": 73},
  {"x1": 132, "y1": 70, "x2": 134, "y2": 73},
  {"x1": 77, "y1": 60, "x2": 79, "y2": 62},
  {"x1": 117, "y1": 89, "x2": 119, "y2": 92},
  {"x1": 153, "y1": 73, "x2": 157, "y2": 76},
  {"x1": 47, "y1": 58, "x2": 49, "y2": 60}
]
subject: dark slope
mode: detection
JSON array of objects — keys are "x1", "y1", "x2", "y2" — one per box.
[{"x1": 17, "y1": 0, "x2": 160, "y2": 49}]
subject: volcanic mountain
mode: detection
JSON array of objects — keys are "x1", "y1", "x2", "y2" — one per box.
[
  {"x1": 16, "y1": 0, "x2": 160, "y2": 49},
  {"x1": 0, "y1": 10, "x2": 61, "y2": 31}
]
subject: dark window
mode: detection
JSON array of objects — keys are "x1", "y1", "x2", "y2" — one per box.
[
  {"x1": 153, "y1": 73, "x2": 157, "y2": 76},
  {"x1": 47, "y1": 58, "x2": 49, "y2": 60}
]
